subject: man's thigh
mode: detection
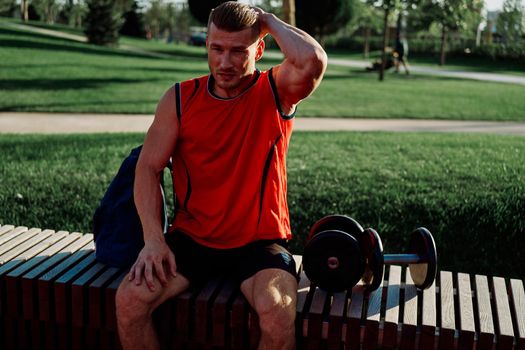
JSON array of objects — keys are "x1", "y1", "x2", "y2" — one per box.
[
  {"x1": 240, "y1": 268, "x2": 298, "y2": 315},
  {"x1": 238, "y1": 241, "x2": 298, "y2": 310}
]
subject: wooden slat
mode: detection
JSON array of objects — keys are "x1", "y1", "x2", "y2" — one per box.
[
  {"x1": 365, "y1": 271, "x2": 384, "y2": 350},
  {"x1": 70, "y1": 262, "x2": 108, "y2": 327},
  {"x1": 231, "y1": 291, "x2": 248, "y2": 350},
  {"x1": 327, "y1": 291, "x2": 348, "y2": 350},
  {"x1": 307, "y1": 287, "x2": 327, "y2": 350},
  {"x1": 475, "y1": 274, "x2": 495, "y2": 350},
  {"x1": 401, "y1": 269, "x2": 418, "y2": 350},
  {"x1": 0, "y1": 224, "x2": 16, "y2": 236},
  {"x1": 4, "y1": 231, "x2": 68, "y2": 317},
  {"x1": 420, "y1": 275, "x2": 437, "y2": 350},
  {"x1": 0, "y1": 226, "x2": 29, "y2": 246},
  {"x1": 384, "y1": 265, "x2": 402, "y2": 349},
  {"x1": 346, "y1": 284, "x2": 365, "y2": 350},
  {"x1": 439, "y1": 271, "x2": 455, "y2": 350},
  {"x1": 0, "y1": 228, "x2": 41, "y2": 257},
  {"x1": 510, "y1": 279, "x2": 525, "y2": 349},
  {"x1": 0, "y1": 229, "x2": 54, "y2": 270},
  {"x1": 176, "y1": 289, "x2": 196, "y2": 340},
  {"x1": 18, "y1": 232, "x2": 83, "y2": 319},
  {"x1": 296, "y1": 270, "x2": 311, "y2": 343},
  {"x1": 212, "y1": 279, "x2": 237, "y2": 346},
  {"x1": 54, "y1": 252, "x2": 98, "y2": 324},
  {"x1": 38, "y1": 240, "x2": 95, "y2": 321},
  {"x1": 492, "y1": 277, "x2": 514, "y2": 350},
  {"x1": 88, "y1": 266, "x2": 123, "y2": 328},
  {"x1": 194, "y1": 278, "x2": 222, "y2": 344},
  {"x1": 458, "y1": 273, "x2": 475, "y2": 350}
]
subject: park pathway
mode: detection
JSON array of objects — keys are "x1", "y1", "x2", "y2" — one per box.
[
  {"x1": 4, "y1": 21, "x2": 525, "y2": 86},
  {"x1": 1, "y1": 112, "x2": 525, "y2": 135}
]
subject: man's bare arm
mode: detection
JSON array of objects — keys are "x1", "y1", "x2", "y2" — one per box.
[
  {"x1": 129, "y1": 86, "x2": 179, "y2": 292},
  {"x1": 255, "y1": 8, "x2": 327, "y2": 114}
]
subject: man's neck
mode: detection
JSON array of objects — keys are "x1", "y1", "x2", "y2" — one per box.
[{"x1": 211, "y1": 70, "x2": 259, "y2": 99}]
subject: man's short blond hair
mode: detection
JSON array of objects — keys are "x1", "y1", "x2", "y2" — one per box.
[{"x1": 208, "y1": 1, "x2": 260, "y2": 35}]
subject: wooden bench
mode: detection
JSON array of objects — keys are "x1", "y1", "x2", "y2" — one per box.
[{"x1": 0, "y1": 224, "x2": 524, "y2": 349}]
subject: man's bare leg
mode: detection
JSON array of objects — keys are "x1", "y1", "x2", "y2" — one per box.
[
  {"x1": 241, "y1": 268, "x2": 298, "y2": 350},
  {"x1": 116, "y1": 272, "x2": 190, "y2": 350}
]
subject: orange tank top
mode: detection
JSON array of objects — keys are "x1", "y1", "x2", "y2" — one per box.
[{"x1": 169, "y1": 69, "x2": 294, "y2": 249}]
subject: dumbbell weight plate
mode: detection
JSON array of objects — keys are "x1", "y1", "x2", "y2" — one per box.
[
  {"x1": 408, "y1": 228, "x2": 437, "y2": 290},
  {"x1": 308, "y1": 215, "x2": 365, "y2": 242},
  {"x1": 303, "y1": 230, "x2": 365, "y2": 292},
  {"x1": 362, "y1": 228, "x2": 384, "y2": 292}
]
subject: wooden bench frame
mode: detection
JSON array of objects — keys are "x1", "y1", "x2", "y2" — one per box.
[{"x1": 0, "y1": 225, "x2": 524, "y2": 349}]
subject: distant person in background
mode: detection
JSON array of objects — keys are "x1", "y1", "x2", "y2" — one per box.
[{"x1": 394, "y1": 34, "x2": 409, "y2": 75}]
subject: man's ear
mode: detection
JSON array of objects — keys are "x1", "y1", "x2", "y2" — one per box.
[{"x1": 255, "y1": 39, "x2": 265, "y2": 61}]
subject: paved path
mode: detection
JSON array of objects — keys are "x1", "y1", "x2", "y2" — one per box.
[
  {"x1": 1, "y1": 113, "x2": 524, "y2": 135},
  {"x1": 5, "y1": 21, "x2": 525, "y2": 86}
]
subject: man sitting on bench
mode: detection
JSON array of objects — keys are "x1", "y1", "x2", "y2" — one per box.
[{"x1": 115, "y1": 2, "x2": 327, "y2": 349}]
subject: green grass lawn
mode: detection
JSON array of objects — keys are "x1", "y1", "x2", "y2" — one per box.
[
  {"x1": 1, "y1": 20, "x2": 525, "y2": 120},
  {"x1": 0, "y1": 132, "x2": 523, "y2": 279}
]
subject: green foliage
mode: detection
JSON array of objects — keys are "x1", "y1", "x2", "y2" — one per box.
[
  {"x1": 496, "y1": 0, "x2": 524, "y2": 44},
  {"x1": 0, "y1": 0, "x2": 16, "y2": 16},
  {"x1": 32, "y1": 0, "x2": 60, "y2": 24},
  {"x1": 83, "y1": 0, "x2": 123, "y2": 46},
  {"x1": 0, "y1": 133, "x2": 523, "y2": 280},
  {"x1": 295, "y1": 0, "x2": 354, "y2": 44},
  {"x1": 119, "y1": 0, "x2": 146, "y2": 38}
]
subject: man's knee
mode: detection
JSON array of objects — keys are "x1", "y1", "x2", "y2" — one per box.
[
  {"x1": 255, "y1": 287, "x2": 297, "y2": 337},
  {"x1": 116, "y1": 278, "x2": 159, "y2": 324}
]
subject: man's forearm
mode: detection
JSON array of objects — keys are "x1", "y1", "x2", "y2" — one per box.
[
  {"x1": 260, "y1": 12, "x2": 325, "y2": 69},
  {"x1": 134, "y1": 164, "x2": 165, "y2": 244}
]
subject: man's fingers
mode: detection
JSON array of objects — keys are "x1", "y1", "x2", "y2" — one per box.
[
  {"x1": 155, "y1": 260, "x2": 168, "y2": 286},
  {"x1": 134, "y1": 261, "x2": 144, "y2": 285},
  {"x1": 144, "y1": 264, "x2": 156, "y2": 291},
  {"x1": 128, "y1": 262, "x2": 136, "y2": 281}
]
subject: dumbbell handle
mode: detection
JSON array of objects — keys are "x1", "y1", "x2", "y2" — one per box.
[{"x1": 383, "y1": 253, "x2": 424, "y2": 265}]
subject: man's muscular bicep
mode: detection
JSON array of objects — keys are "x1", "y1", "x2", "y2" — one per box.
[
  {"x1": 140, "y1": 86, "x2": 179, "y2": 171},
  {"x1": 273, "y1": 54, "x2": 326, "y2": 114}
]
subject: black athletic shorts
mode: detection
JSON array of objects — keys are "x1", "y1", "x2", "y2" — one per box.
[{"x1": 165, "y1": 232, "x2": 298, "y2": 287}]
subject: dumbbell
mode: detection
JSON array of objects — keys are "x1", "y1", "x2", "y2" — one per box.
[{"x1": 302, "y1": 215, "x2": 437, "y2": 292}]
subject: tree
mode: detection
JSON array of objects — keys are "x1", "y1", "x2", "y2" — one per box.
[
  {"x1": 58, "y1": 1, "x2": 87, "y2": 27},
  {"x1": 0, "y1": 0, "x2": 16, "y2": 16},
  {"x1": 120, "y1": 0, "x2": 147, "y2": 38},
  {"x1": 366, "y1": 0, "x2": 402, "y2": 80},
  {"x1": 187, "y1": 0, "x2": 232, "y2": 25},
  {"x1": 295, "y1": 0, "x2": 353, "y2": 46},
  {"x1": 84, "y1": 0, "x2": 123, "y2": 46},
  {"x1": 497, "y1": 0, "x2": 524, "y2": 43},
  {"x1": 348, "y1": 0, "x2": 383, "y2": 58},
  {"x1": 20, "y1": 0, "x2": 29, "y2": 21},
  {"x1": 415, "y1": 0, "x2": 480, "y2": 65},
  {"x1": 32, "y1": 0, "x2": 60, "y2": 24}
]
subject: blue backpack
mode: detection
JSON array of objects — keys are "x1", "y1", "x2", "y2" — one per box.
[{"x1": 93, "y1": 145, "x2": 170, "y2": 268}]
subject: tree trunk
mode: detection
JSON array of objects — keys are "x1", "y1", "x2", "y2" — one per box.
[
  {"x1": 364, "y1": 27, "x2": 370, "y2": 59},
  {"x1": 21, "y1": 0, "x2": 28, "y2": 22},
  {"x1": 439, "y1": 25, "x2": 447, "y2": 66},
  {"x1": 282, "y1": 0, "x2": 296, "y2": 26},
  {"x1": 379, "y1": 7, "x2": 390, "y2": 81}
]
